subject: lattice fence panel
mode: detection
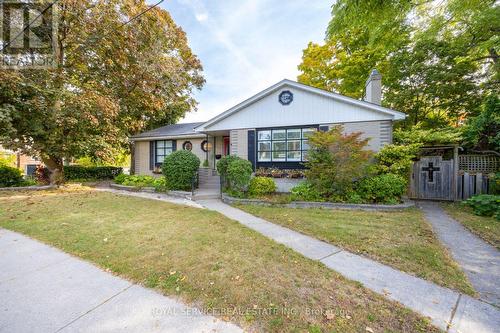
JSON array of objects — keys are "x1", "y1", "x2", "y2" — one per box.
[{"x1": 458, "y1": 155, "x2": 500, "y2": 174}]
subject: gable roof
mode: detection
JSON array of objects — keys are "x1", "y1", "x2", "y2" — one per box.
[
  {"x1": 130, "y1": 122, "x2": 205, "y2": 141},
  {"x1": 195, "y1": 79, "x2": 405, "y2": 131}
]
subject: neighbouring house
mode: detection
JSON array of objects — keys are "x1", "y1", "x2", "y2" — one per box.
[
  {"x1": 0, "y1": 145, "x2": 42, "y2": 176},
  {"x1": 130, "y1": 70, "x2": 406, "y2": 176}
]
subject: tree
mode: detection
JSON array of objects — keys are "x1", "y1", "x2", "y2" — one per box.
[
  {"x1": 463, "y1": 94, "x2": 500, "y2": 152},
  {"x1": 305, "y1": 126, "x2": 372, "y2": 198},
  {"x1": 298, "y1": 0, "x2": 499, "y2": 127},
  {"x1": 0, "y1": 0, "x2": 204, "y2": 183}
]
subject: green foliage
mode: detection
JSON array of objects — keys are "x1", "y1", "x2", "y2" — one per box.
[
  {"x1": 305, "y1": 126, "x2": 372, "y2": 198},
  {"x1": 162, "y1": 150, "x2": 200, "y2": 191},
  {"x1": 63, "y1": 166, "x2": 123, "y2": 181},
  {"x1": 463, "y1": 95, "x2": 500, "y2": 152},
  {"x1": 356, "y1": 174, "x2": 407, "y2": 204},
  {"x1": 0, "y1": 153, "x2": 16, "y2": 167},
  {"x1": 0, "y1": 165, "x2": 24, "y2": 187},
  {"x1": 248, "y1": 177, "x2": 277, "y2": 197},
  {"x1": 372, "y1": 144, "x2": 420, "y2": 178},
  {"x1": 298, "y1": 0, "x2": 498, "y2": 128},
  {"x1": 114, "y1": 174, "x2": 155, "y2": 187},
  {"x1": 393, "y1": 126, "x2": 463, "y2": 146},
  {"x1": 490, "y1": 172, "x2": 500, "y2": 195},
  {"x1": 464, "y1": 195, "x2": 500, "y2": 220},
  {"x1": 202, "y1": 159, "x2": 209, "y2": 168},
  {"x1": 226, "y1": 158, "x2": 253, "y2": 193},
  {"x1": 216, "y1": 155, "x2": 240, "y2": 177},
  {"x1": 152, "y1": 177, "x2": 169, "y2": 192},
  {"x1": 290, "y1": 182, "x2": 323, "y2": 202}
]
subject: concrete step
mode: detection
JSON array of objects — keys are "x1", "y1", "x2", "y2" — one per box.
[{"x1": 193, "y1": 193, "x2": 220, "y2": 200}]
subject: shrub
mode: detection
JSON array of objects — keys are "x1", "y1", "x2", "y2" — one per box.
[
  {"x1": 372, "y1": 144, "x2": 420, "y2": 178},
  {"x1": 290, "y1": 182, "x2": 323, "y2": 202},
  {"x1": 216, "y1": 155, "x2": 240, "y2": 178},
  {"x1": 490, "y1": 172, "x2": 500, "y2": 195},
  {"x1": 162, "y1": 150, "x2": 200, "y2": 191},
  {"x1": 305, "y1": 125, "x2": 372, "y2": 198},
  {"x1": 153, "y1": 176, "x2": 169, "y2": 192},
  {"x1": 115, "y1": 174, "x2": 156, "y2": 187},
  {"x1": 0, "y1": 165, "x2": 24, "y2": 187},
  {"x1": 64, "y1": 166, "x2": 123, "y2": 181},
  {"x1": 35, "y1": 165, "x2": 50, "y2": 185},
  {"x1": 248, "y1": 177, "x2": 277, "y2": 197},
  {"x1": 464, "y1": 195, "x2": 500, "y2": 220},
  {"x1": 356, "y1": 174, "x2": 407, "y2": 204},
  {"x1": 226, "y1": 158, "x2": 253, "y2": 192}
]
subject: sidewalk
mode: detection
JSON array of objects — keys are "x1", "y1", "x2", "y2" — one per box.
[
  {"x1": 419, "y1": 201, "x2": 500, "y2": 307},
  {"x1": 197, "y1": 199, "x2": 500, "y2": 333},
  {"x1": 0, "y1": 229, "x2": 241, "y2": 333}
]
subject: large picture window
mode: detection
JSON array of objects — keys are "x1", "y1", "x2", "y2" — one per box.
[
  {"x1": 155, "y1": 140, "x2": 173, "y2": 164},
  {"x1": 257, "y1": 127, "x2": 316, "y2": 162}
]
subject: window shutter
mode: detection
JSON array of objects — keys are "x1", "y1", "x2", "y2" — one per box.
[
  {"x1": 319, "y1": 125, "x2": 329, "y2": 132},
  {"x1": 247, "y1": 130, "x2": 256, "y2": 171},
  {"x1": 172, "y1": 140, "x2": 177, "y2": 151},
  {"x1": 149, "y1": 141, "x2": 155, "y2": 170}
]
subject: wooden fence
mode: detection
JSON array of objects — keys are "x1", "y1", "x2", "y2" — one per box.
[{"x1": 456, "y1": 172, "x2": 494, "y2": 200}]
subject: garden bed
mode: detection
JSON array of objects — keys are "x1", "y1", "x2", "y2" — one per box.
[
  {"x1": 222, "y1": 193, "x2": 414, "y2": 211},
  {"x1": 109, "y1": 182, "x2": 192, "y2": 200}
]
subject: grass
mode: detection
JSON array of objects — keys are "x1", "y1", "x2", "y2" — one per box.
[
  {"x1": 0, "y1": 188, "x2": 441, "y2": 333},
  {"x1": 235, "y1": 204, "x2": 475, "y2": 296},
  {"x1": 441, "y1": 202, "x2": 499, "y2": 250}
]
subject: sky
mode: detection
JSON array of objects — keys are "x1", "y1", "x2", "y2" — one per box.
[{"x1": 159, "y1": 1, "x2": 332, "y2": 124}]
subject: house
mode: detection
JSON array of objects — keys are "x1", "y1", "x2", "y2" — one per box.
[
  {"x1": 130, "y1": 70, "x2": 406, "y2": 176},
  {"x1": 0, "y1": 145, "x2": 42, "y2": 176}
]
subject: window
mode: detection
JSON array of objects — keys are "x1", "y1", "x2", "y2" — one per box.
[
  {"x1": 257, "y1": 127, "x2": 316, "y2": 162},
  {"x1": 155, "y1": 140, "x2": 173, "y2": 164}
]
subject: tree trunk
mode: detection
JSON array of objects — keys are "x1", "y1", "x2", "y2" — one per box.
[
  {"x1": 129, "y1": 141, "x2": 135, "y2": 175},
  {"x1": 42, "y1": 156, "x2": 64, "y2": 185}
]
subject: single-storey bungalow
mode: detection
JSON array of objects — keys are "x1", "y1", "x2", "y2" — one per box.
[{"x1": 130, "y1": 70, "x2": 406, "y2": 175}]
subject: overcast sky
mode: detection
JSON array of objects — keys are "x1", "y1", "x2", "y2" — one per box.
[{"x1": 160, "y1": 1, "x2": 332, "y2": 123}]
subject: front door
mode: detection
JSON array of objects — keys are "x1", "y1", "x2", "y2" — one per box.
[
  {"x1": 223, "y1": 137, "x2": 230, "y2": 155},
  {"x1": 410, "y1": 156, "x2": 454, "y2": 200}
]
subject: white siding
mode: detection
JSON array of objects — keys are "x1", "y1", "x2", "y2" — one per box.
[
  {"x1": 205, "y1": 84, "x2": 394, "y2": 132},
  {"x1": 325, "y1": 120, "x2": 392, "y2": 152}
]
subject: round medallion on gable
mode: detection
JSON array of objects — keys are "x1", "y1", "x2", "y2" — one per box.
[{"x1": 278, "y1": 90, "x2": 293, "y2": 105}]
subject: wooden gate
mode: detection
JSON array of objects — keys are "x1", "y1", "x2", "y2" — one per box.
[{"x1": 410, "y1": 156, "x2": 454, "y2": 200}]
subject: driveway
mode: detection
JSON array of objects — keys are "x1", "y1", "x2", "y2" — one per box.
[{"x1": 0, "y1": 229, "x2": 241, "y2": 333}]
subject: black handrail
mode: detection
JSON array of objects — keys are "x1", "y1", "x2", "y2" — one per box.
[{"x1": 191, "y1": 171, "x2": 199, "y2": 196}]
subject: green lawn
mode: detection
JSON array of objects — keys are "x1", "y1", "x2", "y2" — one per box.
[
  {"x1": 441, "y1": 202, "x2": 499, "y2": 250},
  {"x1": 0, "y1": 188, "x2": 440, "y2": 333},
  {"x1": 235, "y1": 204, "x2": 474, "y2": 296}
]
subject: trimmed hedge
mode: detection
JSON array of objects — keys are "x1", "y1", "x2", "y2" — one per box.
[
  {"x1": 64, "y1": 166, "x2": 123, "y2": 180},
  {"x1": 0, "y1": 165, "x2": 24, "y2": 187}
]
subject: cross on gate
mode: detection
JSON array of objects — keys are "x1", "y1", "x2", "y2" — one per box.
[{"x1": 422, "y1": 162, "x2": 440, "y2": 182}]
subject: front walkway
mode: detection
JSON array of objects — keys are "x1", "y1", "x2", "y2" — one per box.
[
  {"x1": 419, "y1": 201, "x2": 500, "y2": 307},
  {"x1": 197, "y1": 199, "x2": 500, "y2": 333},
  {"x1": 0, "y1": 229, "x2": 241, "y2": 333}
]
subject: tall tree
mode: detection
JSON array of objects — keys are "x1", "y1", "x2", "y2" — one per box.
[
  {"x1": 298, "y1": 0, "x2": 499, "y2": 127},
  {"x1": 0, "y1": 0, "x2": 204, "y2": 183}
]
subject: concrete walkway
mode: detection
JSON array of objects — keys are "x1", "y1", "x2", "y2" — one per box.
[
  {"x1": 419, "y1": 201, "x2": 500, "y2": 307},
  {"x1": 0, "y1": 229, "x2": 241, "y2": 333},
  {"x1": 198, "y1": 199, "x2": 500, "y2": 333}
]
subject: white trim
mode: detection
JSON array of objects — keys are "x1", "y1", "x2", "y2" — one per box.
[
  {"x1": 129, "y1": 134, "x2": 206, "y2": 142},
  {"x1": 195, "y1": 79, "x2": 406, "y2": 132}
]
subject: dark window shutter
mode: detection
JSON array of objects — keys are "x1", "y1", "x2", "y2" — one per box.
[
  {"x1": 247, "y1": 130, "x2": 256, "y2": 171},
  {"x1": 319, "y1": 125, "x2": 329, "y2": 132},
  {"x1": 149, "y1": 141, "x2": 155, "y2": 170},
  {"x1": 172, "y1": 140, "x2": 177, "y2": 151}
]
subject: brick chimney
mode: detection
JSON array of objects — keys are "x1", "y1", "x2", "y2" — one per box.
[{"x1": 364, "y1": 69, "x2": 382, "y2": 105}]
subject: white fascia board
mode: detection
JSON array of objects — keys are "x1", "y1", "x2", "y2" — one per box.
[{"x1": 129, "y1": 134, "x2": 206, "y2": 142}]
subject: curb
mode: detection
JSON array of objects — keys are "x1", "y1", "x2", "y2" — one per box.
[
  {"x1": 221, "y1": 194, "x2": 414, "y2": 211},
  {"x1": 0, "y1": 185, "x2": 57, "y2": 191}
]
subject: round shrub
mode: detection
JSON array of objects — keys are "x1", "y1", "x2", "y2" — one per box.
[
  {"x1": 248, "y1": 177, "x2": 277, "y2": 197},
  {"x1": 216, "y1": 155, "x2": 240, "y2": 177},
  {"x1": 162, "y1": 150, "x2": 200, "y2": 190},
  {"x1": 356, "y1": 173, "x2": 407, "y2": 204},
  {"x1": 0, "y1": 165, "x2": 24, "y2": 187},
  {"x1": 226, "y1": 158, "x2": 253, "y2": 192}
]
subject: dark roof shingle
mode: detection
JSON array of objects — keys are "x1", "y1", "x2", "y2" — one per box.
[{"x1": 131, "y1": 122, "x2": 205, "y2": 139}]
